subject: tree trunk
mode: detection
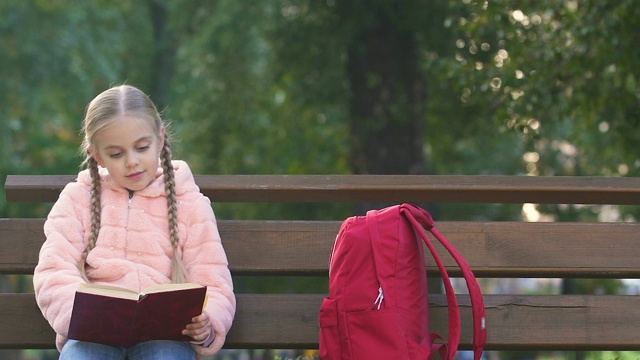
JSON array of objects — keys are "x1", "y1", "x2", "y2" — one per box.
[
  {"x1": 147, "y1": 0, "x2": 176, "y2": 109},
  {"x1": 344, "y1": 5, "x2": 427, "y2": 177},
  {"x1": 339, "y1": 3, "x2": 429, "y2": 217}
]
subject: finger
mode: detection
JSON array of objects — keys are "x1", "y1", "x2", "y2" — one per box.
[
  {"x1": 183, "y1": 319, "x2": 210, "y2": 338},
  {"x1": 186, "y1": 317, "x2": 210, "y2": 330},
  {"x1": 182, "y1": 327, "x2": 209, "y2": 342},
  {"x1": 182, "y1": 327, "x2": 207, "y2": 340},
  {"x1": 193, "y1": 313, "x2": 210, "y2": 323},
  {"x1": 181, "y1": 312, "x2": 210, "y2": 340}
]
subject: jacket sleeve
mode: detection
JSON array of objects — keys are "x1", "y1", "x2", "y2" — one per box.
[
  {"x1": 181, "y1": 194, "x2": 236, "y2": 356},
  {"x1": 33, "y1": 182, "x2": 89, "y2": 338}
]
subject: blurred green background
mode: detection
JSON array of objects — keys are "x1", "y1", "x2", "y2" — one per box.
[{"x1": 1, "y1": 1, "x2": 639, "y2": 359}]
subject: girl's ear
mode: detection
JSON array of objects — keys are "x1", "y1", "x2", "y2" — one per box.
[{"x1": 88, "y1": 147, "x2": 105, "y2": 167}]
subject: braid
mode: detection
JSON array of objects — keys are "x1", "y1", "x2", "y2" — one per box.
[
  {"x1": 161, "y1": 138, "x2": 189, "y2": 283},
  {"x1": 79, "y1": 156, "x2": 102, "y2": 282}
]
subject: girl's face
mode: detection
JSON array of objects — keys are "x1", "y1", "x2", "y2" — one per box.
[{"x1": 89, "y1": 115, "x2": 165, "y2": 192}]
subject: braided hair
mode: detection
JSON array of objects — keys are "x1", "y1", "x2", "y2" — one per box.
[
  {"x1": 79, "y1": 85, "x2": 188, "y2": 283},
  {"x1": 160, "y1": 137, "x2": 189, "y2": 284}
]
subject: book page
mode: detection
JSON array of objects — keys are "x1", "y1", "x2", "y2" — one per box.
[
  {"x1": 76, "y1": 283, "x2": 139, "y2": 300},
  {"x1": 141, "y1": 282, "x2": 204, "y2": 295}
]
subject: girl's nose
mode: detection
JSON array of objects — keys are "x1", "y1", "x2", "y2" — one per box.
[{"x1": 126, "y1": 153, "x2": 140, "y2": 167}]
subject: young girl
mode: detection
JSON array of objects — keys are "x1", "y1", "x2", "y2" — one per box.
[{"x1": 33, "y1": 85, "x2": 236, "y2": 360}]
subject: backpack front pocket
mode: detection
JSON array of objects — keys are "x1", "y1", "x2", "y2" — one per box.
[{"x1": 319, "y1": 297, "x2": 341, "y2": 360}]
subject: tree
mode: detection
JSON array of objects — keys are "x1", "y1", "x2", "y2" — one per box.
[
  {"x1": 0, "y1": 0, "x2": 161, "y2": 217},
  {"x1": 440, "y1": 0, "x2": 640, "y2": 178}
]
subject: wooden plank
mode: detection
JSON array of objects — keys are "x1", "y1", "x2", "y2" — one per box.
[
  {"x1": 0, "y1": 219, "x2": 44, "y2": 274},
  {"x1": 5, "y1": 175, "x2": 75, "y2": 203},
  {"x1": 3, "y1": 218, "x2": 640, "y2": 278},
  {"x1": 6, "y1": 174, "x2": 640, "y2": 204},
  {"x1": 0, "y1": 294, "x2": 54, "y2": 349},
  {"x1": 2, "y1": 293, "x2": 640, "y2": 350}
]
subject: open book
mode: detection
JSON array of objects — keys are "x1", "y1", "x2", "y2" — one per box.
[{"x1": 68, "y1": 282, "x2": 207, "y2": 348}]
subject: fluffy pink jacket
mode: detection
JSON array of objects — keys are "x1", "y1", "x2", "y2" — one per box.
[{"x1": 33, "y1": 160, "x2": 235, "y2": 358}]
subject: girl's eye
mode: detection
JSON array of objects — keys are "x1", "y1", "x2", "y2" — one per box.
[
  {"x1": 137, "y1": 145, "x2": 150, "y2": 152},
  {"x1": 109, "y1": 153, "x2": 123, "y2": 158}
]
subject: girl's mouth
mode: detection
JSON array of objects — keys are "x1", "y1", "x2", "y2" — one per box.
[{"x1": 127, "y1": 171, "x2": 144, "y2": 181}]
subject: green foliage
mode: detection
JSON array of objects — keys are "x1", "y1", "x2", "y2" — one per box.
[
  {"x1": 435, "y1": 0, "x2": 640, "y2": 177},
  {"x1": 423, "y1": 0, "x2": 640, "y2": 222},
  {"x1": 169, "y1": 1, "x2": 349, "y2": 179},
  {"x1": 0, "y1": 0, "x2": 156, "y2": 217}
]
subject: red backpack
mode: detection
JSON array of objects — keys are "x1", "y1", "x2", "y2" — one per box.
[{"x1": 319, "y1": 203, "x2": 487, "y2": 360}]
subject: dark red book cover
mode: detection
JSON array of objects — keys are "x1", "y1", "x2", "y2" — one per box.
[{"x1": 68, "y1": 283, "x2": 207, "y2": 348}]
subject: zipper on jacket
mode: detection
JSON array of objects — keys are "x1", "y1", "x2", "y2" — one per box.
[
  {"x1": 125, "y1": 189, "x2": 142, "y2": 289},
  {"x1": 127, "y1": 190, "x2": 134, "y2": 208}
]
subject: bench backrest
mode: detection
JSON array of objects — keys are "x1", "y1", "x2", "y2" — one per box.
[{"x1": 2, "y1": 174, "x2": 640, "y2": 351}]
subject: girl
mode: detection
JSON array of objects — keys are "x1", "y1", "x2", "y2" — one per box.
[{"x1": 33, "y1": 85, "x2": 236, "y2": 360}]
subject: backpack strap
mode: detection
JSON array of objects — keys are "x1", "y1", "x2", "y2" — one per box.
[
  {"x1": 401, "y1": 203, "x2": 487, "y2": 360},
  {"x1": 366, "y1": 207, "x2": 454, "y2": 359},
  {"x1": 400, "y1": 206, "x2": 462, "y2": 360}
]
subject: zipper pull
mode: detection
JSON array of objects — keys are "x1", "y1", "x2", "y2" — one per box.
[{"x1": 374, "y1": 286, "x2": 384, "y2": 310}]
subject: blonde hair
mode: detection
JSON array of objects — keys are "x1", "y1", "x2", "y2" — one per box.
[{"x1": 79, "y1": 85, "x2": 188, "y2": 283}]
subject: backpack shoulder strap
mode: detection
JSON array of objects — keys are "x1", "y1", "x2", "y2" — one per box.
[
  {"x1": 366, "y1": 206, "x2": 456, "y2": 359},
  {"x1": 401, "y1": 203, "x2": 488, "y2": 360},
  {"x1": 400, "y1": 206, "x2": 461, "y2": 360}
]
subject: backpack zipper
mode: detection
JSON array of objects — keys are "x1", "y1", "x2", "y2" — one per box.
[{"x1": 374, "y1": 285, "x2": 384, "y2": 309}]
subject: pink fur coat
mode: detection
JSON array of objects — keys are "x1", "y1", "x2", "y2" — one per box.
[{"x1": 33, "y1": 160, "x2": 235, "y2": 358}]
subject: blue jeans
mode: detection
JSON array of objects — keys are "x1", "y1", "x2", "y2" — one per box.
[{"x1": 59, "y1": 339, "x2": 196, "y2": 360}]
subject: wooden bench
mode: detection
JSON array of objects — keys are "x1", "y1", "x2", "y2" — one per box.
[{"x1": 2, "y1": 174, "x2": 640, "y2": 353}]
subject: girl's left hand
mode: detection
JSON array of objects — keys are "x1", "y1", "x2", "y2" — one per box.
[{"x1": 182, "y1": 312, "x2": 211, "y2": 343}]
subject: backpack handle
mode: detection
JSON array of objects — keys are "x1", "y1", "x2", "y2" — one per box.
[{"x1": 402, "y1": 203, "x2": 435, "y2": 230}]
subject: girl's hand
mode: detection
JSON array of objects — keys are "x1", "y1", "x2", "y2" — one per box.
[{"x1": 182, "y1": 312, "x2": 211, "y2": 344}]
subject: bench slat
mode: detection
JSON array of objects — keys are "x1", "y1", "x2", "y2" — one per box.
[
  {"x1": 6, "y1": 174, "x2": 640, "y2": 204},
  {"x1": 1, "y1": 293, "x2": 639, "y2": 351},
  {"x1": 3, "y1": 218, "x2": 640, "y2": 278}
]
